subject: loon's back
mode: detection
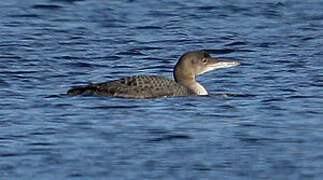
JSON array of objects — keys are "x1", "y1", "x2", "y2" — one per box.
[{"x1": 67, "y1": 75, "x2": 195, "y2": 98}]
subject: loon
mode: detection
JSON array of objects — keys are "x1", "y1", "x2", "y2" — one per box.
[{"x1": 67, "y1": 51, "x2": 240, "y2": 98}]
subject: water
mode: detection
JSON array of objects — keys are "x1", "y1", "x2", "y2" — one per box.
[{"x1": 1, "y1": 0, "x2": 322, "y2": 179}]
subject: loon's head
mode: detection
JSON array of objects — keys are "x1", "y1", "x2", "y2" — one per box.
[{"x1": 173, "y1": 51, "x2": 240, "y2": 83}]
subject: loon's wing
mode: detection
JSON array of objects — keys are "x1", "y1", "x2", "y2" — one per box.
[{"x1": 67, "y1": 76, "x2": 194, "y2": 98}]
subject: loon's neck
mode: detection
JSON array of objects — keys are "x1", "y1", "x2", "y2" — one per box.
[
  {"x1": 183, "y1": 80, "x2": 208, "y2": 95},
  {"x1": 175, "y1": 75, "x2": 208, "y2": 95},
  {"x1": 174, "y1": 67, "x2": 208, "y2": 95}
]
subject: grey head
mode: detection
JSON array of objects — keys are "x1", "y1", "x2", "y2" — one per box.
[{"x1": 173, "y1": 51, "x2": 240, "y2": 95}]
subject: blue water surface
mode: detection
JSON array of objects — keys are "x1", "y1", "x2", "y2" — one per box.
[{"x1": 0, "y1": 0, "x2": 322, "y2": 179}]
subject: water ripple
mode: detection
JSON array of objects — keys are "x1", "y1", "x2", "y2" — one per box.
[{"x1": 32, "y1": 4, "x2": 63, "y2": 10}]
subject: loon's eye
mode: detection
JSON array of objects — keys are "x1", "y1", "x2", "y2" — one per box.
[{"x1": 201, "y1": 58, "x2": 208, "y2": 64}]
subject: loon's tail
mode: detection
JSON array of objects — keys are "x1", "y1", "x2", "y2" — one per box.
[
  {"x1": 45, "y1": 86, "x2": 94, "y2": 98},
  {"x1": 67, "y1": 85, "x2": 98, "y2": 96}
]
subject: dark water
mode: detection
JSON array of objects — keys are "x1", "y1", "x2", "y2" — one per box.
[{"x1": 1, "y1": 0, "x2": 322, "y2": 179}]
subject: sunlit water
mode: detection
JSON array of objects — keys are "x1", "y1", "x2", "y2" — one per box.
[{"x1": 1, "y1": 0, "x2": 322, "y2": 179}]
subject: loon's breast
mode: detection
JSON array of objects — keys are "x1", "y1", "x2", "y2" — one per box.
[{"x1": 67, "y1": 75, "x2": 195, "y2": 98}]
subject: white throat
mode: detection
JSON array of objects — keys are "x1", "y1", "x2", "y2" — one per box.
[{"x1": 190, "y1": 82, "x2": 208, "y2": 95}]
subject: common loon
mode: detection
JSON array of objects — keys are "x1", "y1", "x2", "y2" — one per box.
[{"x1": 67, "y1": 51, "x2": 240, "y2": 98}]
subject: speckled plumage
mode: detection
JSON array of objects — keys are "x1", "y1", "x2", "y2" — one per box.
[{"x1": 67, "y1": 75, "x2": 195, "y2": 98}]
